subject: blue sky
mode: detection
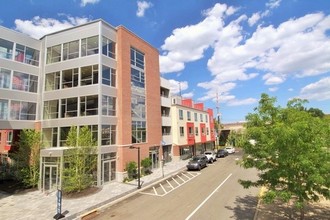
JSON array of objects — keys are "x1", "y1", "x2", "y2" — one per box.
[{"x1": 1, "y1": 0, "x2": 329, "y2": 123}]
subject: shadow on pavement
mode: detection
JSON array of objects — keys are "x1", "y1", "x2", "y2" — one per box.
[{"x1": 225, "y1": 194, "x2": 258, "y2": 220}]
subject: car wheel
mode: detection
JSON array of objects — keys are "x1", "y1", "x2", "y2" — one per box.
[{"x1": 198, "y1": 165, "x2": 201, "y2": 171}]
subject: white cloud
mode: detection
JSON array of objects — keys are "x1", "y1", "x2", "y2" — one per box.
[
  {"x1": 262, "y1": 73, "x2": 285, "y2": 85},
  {"x1": 182, "y1": 92, "x2": 194, "y2": 99},
  {"x1": 14, "y1": 15, "x2": 91, "y2": 39},
  {"x1": 136, "y1": 1, "x2": 153, "y2": 17},
  {"x1": 227, "y1": 98, "x2": 258, "y2": 106},
  {"x1": 248, "y1": 12, "x2": 261, "y2": 27},
  {"x1": 299, "y1": 77, "x2": 330, "y2": 101},
  {"x1": 80, "y1": 0, "x2": 100, "y2": 7},
  {"x1": 269, "y1": 87, "x2": 278, "y2": 92},
  {"x1": 160, "y1": 3, "x2": 232, "y2": 73},
  {"x1": 266, "y1": 0, "x2": 281, "y2": 9},
  {"x1": 168, "y1": 79, "x2": 188, "y2": 95}
]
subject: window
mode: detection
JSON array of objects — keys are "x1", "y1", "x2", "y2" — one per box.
[
  {"x1": 46, "y1": 44, "x2": 61, "y2": 64},
  {"x1": 205, "y1": 115, "x2": 208, "y2": 123},
  {"x1": 102, "y1": 65, "x2": 116, "y2": 87},
  {"x1": 79, "y1": 125, "x2": 98, "y2": 145},
  {"x1": 0, "y1": 99, "x2": 9, "y2": 120},
  {"x1": 45, "y1": 72, "x2": 60, "y2": 91},
  {"x1": 207, "y1": 127, "x2": 209, "y2": 135},
  {"x1": 43, "y1": 100, "x2": 59, "y2": 119},
  {"x1": 200, "y1": 114, "x2": 203, "y2": 122},
  {"x1": 131, "y1": 68, "x2": 145, "y2": 88},
  {"x1": 180, "y1": 127, "x2": 184, "y2": 136},
  {"x1": 131, "y1": 94, "x2": 145, "y2": 119},
  {"x1": 194, "y1": 112, "x2": 198, "y2": 122},
  {"x1": 179, "y1": 109, "x2": 183, "y2": 120},
  {"x1": 81, "y1": 36, "x2": 99, "y2": 56},
  {"x1": 63, "y1": 40, "x2": 79, "y2": 60},
  {"x1": 188, "y1": 127, "x2": 193, "y2": 135},
  {"x1": 60, "y1": 126, "x2": 72, "y2": 146},
  {"x1": 12, "y1": 71, "x2": 38, "y2": 93},
  {"x1": 81, "y1": 65, "x2": 98, "y2": 86},
  {"x1": 61, "y1": 97, "x2": 78, "y2": 118},
  {"x1": 102, "y1": 125, "x2": 116, "y2": 145},
  {"x1": 80, "y1": 95, "x2": 98, "y2": 116},
  {"x1": 15, "y1": 44, "x2": 40, "y2": 66},
  {"x1": 42, "y1": 127, "x2": 58, "y2": 148},
  {"x1": 102, "y1": 95, "x2": 116, "y2": 116},
  {"x1": 102, "y1": 37, "x2": 116, "y2": 59},
  {"x1": 10, "y1": 100, "x2": 36, "y2": 120},
  {"x1": 7, "y1": 131, "x2": 13, "y2": 145},
  {"x1": 131, "y1": 47, "x2": 144, "y2": 69},
  {"x1": 195, "y1": 127, "x2": 199, "y2": 136},
  {"x1": 202, "y1": 127, "x2": 205, "y2": 135},
  {"x1": 62, "y1": 68, "x2": 78, "y2": 88},
  {"x1": 0, "y1": 38, "x2": 13, "y2": 60},
  {"x1": 187, "y1": 111, "x2": 191, "y2": 121},
  {"x1": 132, "y1": 121, "x2": 146, "y2": 143},
  {"x1": 0, "y1": 68, "x2": 11, "y2": 89}
]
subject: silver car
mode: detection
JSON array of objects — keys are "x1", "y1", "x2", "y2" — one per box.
[{"x1": 186, "y1": 155, "x2": 208, "y2": 171}]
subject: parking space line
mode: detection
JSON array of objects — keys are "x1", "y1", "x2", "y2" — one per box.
[
  {"x1": 166, "y1": 180, "x2": 174, "y2": 189},
  {"x1": 160, "y1": 183, "x2": 167, "y2": 194},
  {"x1": 172, "y1": 177, "x2": 180, "y2": 186}
]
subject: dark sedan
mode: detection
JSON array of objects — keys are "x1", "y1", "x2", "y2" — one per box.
[
  {"x1": 216, "y1": 149, "x2": 229, "y2": 158},
  {"x1": 186, "y1": 155, "x2": 208, "y2": 171}
]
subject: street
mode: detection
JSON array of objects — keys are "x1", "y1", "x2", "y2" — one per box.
[{"x1": 93, "y1": 151, "x2": 260, "y2": 220}]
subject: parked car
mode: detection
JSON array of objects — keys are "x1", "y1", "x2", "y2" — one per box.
[
  {"x1": 204, "y1": 150, "x2": 217, "y2": 163},
  {"x1": 216, "y1": 149, "x2": 228, "y2": 158},
  {"x1": 225, "y1": 146, "x2": 236, "y2": 154},
  {"x1": 186, "y1": 155, "x2": 208, "y2": 171}
]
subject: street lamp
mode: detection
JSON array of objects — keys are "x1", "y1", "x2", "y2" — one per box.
[{"x1": 129, "y1": 146, "x2": 141, "y2": 189}]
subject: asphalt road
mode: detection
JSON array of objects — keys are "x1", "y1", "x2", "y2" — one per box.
[{"x1": 93, "y1": 151, "x2": 260, "y2": 220}]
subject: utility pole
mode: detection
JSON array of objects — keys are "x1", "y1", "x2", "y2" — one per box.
[{"x1": 216, "y1": 92, "x2": 221, "y2": 147}]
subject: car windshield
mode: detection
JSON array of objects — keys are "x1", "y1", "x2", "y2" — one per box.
[
  {"x1": 204, "y1": 152, "x2": 211, "y2": 155},
  {"x1": 191, "y1": 156, "x2": 201, "y2": 161}
]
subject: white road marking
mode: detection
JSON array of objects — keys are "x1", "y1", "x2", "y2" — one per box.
[{"x1": 185, "y1": 173, "x2": 233, "y2": 220}]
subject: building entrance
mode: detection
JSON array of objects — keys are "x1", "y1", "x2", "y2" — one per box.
[{"x1": 43, "y1": 165, "x2": 58, "y2": 191}]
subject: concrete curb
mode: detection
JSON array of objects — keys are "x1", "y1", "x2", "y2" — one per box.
[{"x1": 253, "y1": 186, "x2": 266, "y2": 220}]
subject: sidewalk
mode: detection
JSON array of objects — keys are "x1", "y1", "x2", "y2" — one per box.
[{"x1": 0, "y1": 160, "x2": 188, "y2": 220}]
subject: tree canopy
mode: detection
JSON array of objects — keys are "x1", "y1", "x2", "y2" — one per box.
[{"x1": 239, "y1": 93, "x2": 330, "y2": 219}]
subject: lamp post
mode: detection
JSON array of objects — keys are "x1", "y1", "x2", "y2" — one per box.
[{"x1": 129, "y1": 146, "x2": 141, "y2": 189}]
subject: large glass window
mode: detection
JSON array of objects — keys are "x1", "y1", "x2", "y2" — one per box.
[
  {"x1": 102, "y1": 65, "x2": 116, "y2": 87},
  {"x1": 45, "y1": 72, "x2": 60, "y2": 91},
  {"x1": 0, "y1": 68, "x2": 11, "y2": 89},
  {"x1": 79, "y1": 125, "x2": 98, "y2": 145},
  {"x1": 81, "y1": 36, "x2": 99, "y2": 56},
  {"x1": 12, "y1": 71, "x2": 38, "y2": 93},
  {"x1": 81, "y1": 65, "x2": 98, "y2": 86},
  {"x1": 46, "y1": 44, "x2": 61, "y2": 64},
  {"x1": 63, "y1": 40, "x2": 79, "y2": 60},
  {"x1": 0, "y1": 99, "x2": 9, "y2": 120},
  {"x1": 187, "y1": 111, "x2": 191, "y2": 121},
  {"x1": 15, "y1": 44, "x2": 40, "y2": 66},
  {"x1": 62, "y1": 68, "x2": 78, "y2": 88},
  {"x1": 102, "y1": 125, "x2": 116, "y2": 145},
  {"x1": 60, "y1": 126, "x2": 72, "y2": 147},
  {"x1": 132, "y1": 121, "x2": 146, "y2": 143},
  {"x1": 131, "y1": 47, "x2": 144, "y2": 69},
  {"x1": 80, "y1": 95, "x2": 98, "y2": 116},
  {"x1": 10, "y1": 100, "x2": 36, "y2": 120},
  {"x1": 0, "y1": 38, "x2": 14, "y2": 60},
  {"x1": 61, "y1": 97, "x2": 78, "y2": 118},
  {"x1": 179, "y1": 109, "x2": 183, "y2": 120},
  {"x1": 131, "y1": 94, "x2": 145, "y2": 119},
  {"x1": 131, "y1": 68, "x2": 145, "y2": 88},
  {"x1": 102, "y1": 95, "x2": 116, "y2": 116},
  {"x1": 43, "y1": 100, "x2": 59, "y2": 119},
  {"x1": 102, "y1": 37, "x2": 116, "y2": 59}
]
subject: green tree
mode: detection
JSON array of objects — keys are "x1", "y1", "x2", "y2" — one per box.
[
  {"x1": 62, "y1": 126, "x2": 97, "y2": 193},
  {"x1": 141, "y1": 157, "x2": 152, "y2": 175},
  {"x1": 239, "y1": 93, "x2": 330, "y2": 220},
  {"x1": 11, "y1": 129, "x2": 41, "y2": 188}
]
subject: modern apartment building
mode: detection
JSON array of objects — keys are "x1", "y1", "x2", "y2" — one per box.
[
  {"x1": 0, "y1": 19, "x2": 162, "y2": 191},
  {"x1": 0, "y1": 19, "x2": 215, "y2": 192}
]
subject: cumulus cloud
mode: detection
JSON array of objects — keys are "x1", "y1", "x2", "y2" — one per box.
[
  {"x1": 14, "y1": 15, "x2": 91, "y2": 39},
  {"x1": 248, "y1": 12, "x2": 261, "y2": 26},
  {"x1": 227, "y1": 98, "x2": 258, "y2": 106},
  {"x1": 299, "y1": 77, "x2": 330, "y2": 101},
  {"x1": 136, "y1": 1, "x2": 153, "y2": 17},
  {"x1": 168, "y1": 79, "x2": 188, "y2": 95},
  {"x1": 80, "y1": 0, "x2": 100, "y2": 7}
]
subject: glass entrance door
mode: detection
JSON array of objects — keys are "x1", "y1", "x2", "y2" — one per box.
[
  {"x1": 102, "y1": 160, "x2": 116, "y2": 184},
  {"x1": 44, "y1": 165, "x2": 58, "y2": 191},
  {"x1": 149, "y1": 151, "x2": 159, "y2": 169}
]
